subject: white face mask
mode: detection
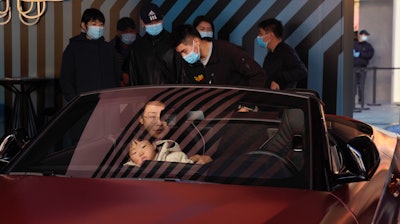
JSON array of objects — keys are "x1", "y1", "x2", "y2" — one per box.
[{"x1": 361, "y1": 35, "x2": 368, "y2": 41}]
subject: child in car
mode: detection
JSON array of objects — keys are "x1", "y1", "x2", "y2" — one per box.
[{"x1": 124, "y1": 139, "x2": 194, "y2": 167}]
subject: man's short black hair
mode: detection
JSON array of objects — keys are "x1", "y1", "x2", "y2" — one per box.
[
  {"x1": 171, "y1": 24, "x2": 201, "y2": 48},
  {"x1": 258, "y1": 18, "x2": 283, "y2": 39},
  {"x1": 81, "y1": 8, "x2": 105, "y2": 24},
  {"x1": 117, "y1": 17, "x2": 136, "y2": 31}
]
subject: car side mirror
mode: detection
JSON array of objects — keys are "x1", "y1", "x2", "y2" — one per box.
[{"x1": 336, "y1": 135, "x2": 380, "y2": 183}]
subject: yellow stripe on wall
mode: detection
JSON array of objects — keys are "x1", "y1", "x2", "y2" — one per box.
[
  {"x1": 37, "y1": 14, "x2": 46, "y2": 78},
  {"x1": 109, "y1": 0, "x2": 128, "y2": 40},
  {"x1": 109, "y1": 0, "x2": 129, "y2": 39},
  {"x1": 4, "y1": 22, "x2": 12, "y2": 77},
  {"x1": 54, "y1": 2, "x2": 64, "y2": 78},
  {"x1": 92, "y1": 0, "x2": 106, "y2": 12},
  {"x1": 72, "y1": 1, "x2": 83, "y2": 38},
  {"x1": 20, "y1": 24, "x2": 28, "y2": 77}
]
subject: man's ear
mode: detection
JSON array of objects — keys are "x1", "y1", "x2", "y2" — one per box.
[
  {"x1": 80, "y1": 22, "x2": 87, "y2": 32},
  {"x1": 139, "y1": 116, "x2": 144, "y2": 125}
]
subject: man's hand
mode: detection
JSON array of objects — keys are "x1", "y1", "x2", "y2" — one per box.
[
  {"x1": 190, "y1": 154, "x2": 212, "y2": 164},
  {"x1": 270, "y1": 81, "x2": 280, "y2": 90},
  {"x1": 120, "y1": 72, "x2": 130, "y2": 87}
]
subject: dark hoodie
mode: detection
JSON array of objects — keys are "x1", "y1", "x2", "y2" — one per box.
[
  {"x1": 60, "y1": 32, "x2": 119, "y2": 101},
  {"x1": 126, "y1": 30, "x2": 183, "y2": 85}
]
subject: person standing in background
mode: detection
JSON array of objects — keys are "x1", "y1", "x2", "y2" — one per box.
[
  {"x1": 353, "y1": 29, "x2": 374, "y2": 107},
  {"x1": 110, "y1": 17, "x2": 139, "y2": 86},
  {"x1": 126, "y1": 3, "x2": 184, "y2": 85},
  {"x1": 257, "y1": 18, "x2": 307, "y2": 90},
  {"x1": 193, "y1": 15, "x2": 214, "y2": 40},
  {"x1": 60, "y1": 8, "x2": 119, "y2": 102}
]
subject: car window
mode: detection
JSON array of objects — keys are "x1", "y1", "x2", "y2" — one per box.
[
  {"x1": 8, "y1": 87, "x2": 311, "y2": 189},
  {"x1": 10, "y1": 94, "x2": 99, "y2": 174}
]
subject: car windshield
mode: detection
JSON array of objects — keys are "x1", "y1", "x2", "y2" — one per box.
[{"x1": 10, "y1": 86, "x2": 314, "y2": 189}]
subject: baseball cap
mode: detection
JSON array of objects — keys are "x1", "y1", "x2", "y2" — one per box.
[
  {"x1": 359, "y1": 29, "x2": 370, "y2": 35},
  {"x1": 140, "y1": 3, "x2": 163, "y2": 24}
]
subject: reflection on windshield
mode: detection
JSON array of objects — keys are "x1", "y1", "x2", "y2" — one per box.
[{"x1": 15, "y1": 87, "x2": 309, "y2": 188}]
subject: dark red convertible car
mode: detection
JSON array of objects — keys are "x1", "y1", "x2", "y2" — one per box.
[{"x1": 0, "y1": 86, "x2": 399, "y2": 223}]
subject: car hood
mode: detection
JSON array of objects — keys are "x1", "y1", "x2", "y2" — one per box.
[{"x1": 0, "y1": 175, "x2": 354, "y2": 223}]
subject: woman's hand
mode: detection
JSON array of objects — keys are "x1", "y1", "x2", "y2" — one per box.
[{"x1": 190, "y1": 154, "x2": 212, "y2": 164}]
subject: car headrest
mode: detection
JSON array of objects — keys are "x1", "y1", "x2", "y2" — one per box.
[{"x1": 185, "y1": 111, "x2": 204, "y2": 121}]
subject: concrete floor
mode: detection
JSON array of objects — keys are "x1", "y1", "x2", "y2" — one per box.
[{"x1": 352, "y1": 103, "x2": 400, "y2": 130}]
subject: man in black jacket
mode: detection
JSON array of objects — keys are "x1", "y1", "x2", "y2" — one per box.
[
  {"x1": 257, "y1": 18, "x2": 307, "y2": 90},
  {"x1": 171, "y1": 24, "x2": 266, "y2": 87},
  {"x1": 126, "y1": 3, "x2": 183, "y2": 85},
  {"x1": 353, "y1": 29, "x2": 374, "y2": 107},
  {"x1": 60, "y1": 8, "x2": 119, "y2": 102}
]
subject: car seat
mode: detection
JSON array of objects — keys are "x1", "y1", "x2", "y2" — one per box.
[{"x1": 256, "y1": 108, "x2": 304, "y2": 171}]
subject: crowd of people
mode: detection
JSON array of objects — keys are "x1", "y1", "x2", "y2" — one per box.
[{"x1": 60, "y1": 3, "x2": 308, "y2": 102}]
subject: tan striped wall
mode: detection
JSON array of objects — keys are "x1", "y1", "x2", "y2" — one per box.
[
  {"x1": 0, "y1": 0, "x2": 146, "y2": 79},
  {"x1": 0, "y1": 0, "x2": 150, "y2": 135}
]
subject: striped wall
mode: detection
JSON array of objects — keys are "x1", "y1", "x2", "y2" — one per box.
[{"x1": 0, "y1": 0, "x2": 354, "y2": 135}]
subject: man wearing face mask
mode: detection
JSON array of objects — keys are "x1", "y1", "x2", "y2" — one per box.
[
  {"x1": 110, "y1": 17, "x2": 139, "y2": 86},
  {"x1": 60, "y1": 8, "x2": 119, "y2": 102},
  {"x1": 193, "y1": 15, "x2": 214, "y2": 40},
  {"x1": 126, "y1": 3, "x2": 183, "y2": 85},
  {"x1": 171, "y1": 24, "x2": 266, "y2": 87},
  {"x1": 353, "y1": 29, "x2": 374, "y2": 107},
  {"x1": 257, "y1": 18, "x2": 307, "y2": 90}
]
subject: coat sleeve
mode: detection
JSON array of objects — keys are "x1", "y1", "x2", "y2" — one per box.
[
  {"x1": 155, "y1": 140, "x2": 194, "y2": 164},
  {"x1": 279, "y1": 48, "x2": 308, "y2": 83},
  {"x1": 60, "y1": 45, "x2": 77, "y2": 101},
  {"x1": 166, "y1": 151, "x2": 194, "y2": 164},
  {"x1": 232, "y1": 45, "x2": 266, "y2": 88}
]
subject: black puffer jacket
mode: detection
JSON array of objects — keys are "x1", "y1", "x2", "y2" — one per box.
[
  {"x1": 353, "y1": 40, "x2": 374, "y2": 67},
  {"x1": 126, "y1": 30, "x2": 183, "y2": 85},
  {"x1": 60, "y1": 33, "x2": 119, "y2": 101},
  {"x1": 263, "y1": 42, "x2": 308, "y2": 90}
]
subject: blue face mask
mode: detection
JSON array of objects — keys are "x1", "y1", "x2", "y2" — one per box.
[
  {"x1": 121, "y1": 33, "x2": 136, "y2": 45},
  {"x1": 361, "y1": 35, "x2": 368, "y2": 41},
  {"x1": 145, "y1": 23, "x2": 163, "y2": 36},
  {"x1": 199, "y1": 31, "x2": 213, "y2": 39},
  {"x1": 87, "y1": 25, "x2": 104, "y2": 40},
  {"x1": 183, "y1": 41, "x2": 200, "y2": 64},
  {"x1": 256, "y1": 36, "x2": 268, "y2": 48}
]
